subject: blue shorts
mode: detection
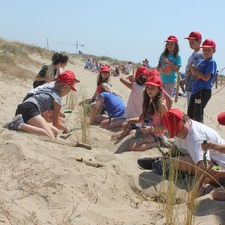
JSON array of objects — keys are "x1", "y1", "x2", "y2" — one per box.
[{"x1": 16, "y1": 102, "x2": 40, "y2": 123}]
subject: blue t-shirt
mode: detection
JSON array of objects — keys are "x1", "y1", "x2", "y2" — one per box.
[
  {"x1": 158, "y1": 53, "x2": 182, "y2": 84},
  {"x1": 100, "y1": 92, "x2": 126, "y2": 118},
  {"x1": 192, "y1": 58, "x2": 217, "y2": 95}
]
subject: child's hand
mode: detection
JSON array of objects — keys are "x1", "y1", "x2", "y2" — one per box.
[
  {"x1": 140, "y1": 126, "x2": 154, "y2": 134},
  {"x1": 63, "y1": 125, "x2": 71, "y2": 134},
  {"x1": 201, "y1": 141, "x2": 212, "y2": 152},
  {"x1": 163, "y1": 57, "x2": 170, "y2": 64}
]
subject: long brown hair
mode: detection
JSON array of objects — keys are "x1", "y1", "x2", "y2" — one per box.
[
  {"x1": 142, "y1": 88, "x2": 163, "y2": 118},
  {"x1": 163, "y1": 43, "x2": 179, "y2": 58}
]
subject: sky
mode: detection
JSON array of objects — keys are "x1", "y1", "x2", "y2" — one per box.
[{"x1": 1, "y1": 0, "x2": 225, "y2": 73}]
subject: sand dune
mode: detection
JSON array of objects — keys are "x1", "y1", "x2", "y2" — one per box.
[{"x1": 0, "y1": 53, "x2": 225, "y2": 224}]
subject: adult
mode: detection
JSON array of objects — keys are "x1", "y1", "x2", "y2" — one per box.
[{"x1": 33, "y1": 52, "x2": 68, "y2": 88}]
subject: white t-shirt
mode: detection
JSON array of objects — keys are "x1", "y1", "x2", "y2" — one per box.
[
  {"x1": 175, "y1": 120, "x2": 225, "y2": 170},
  {"x1": 124, "y1": 83, "x2": 144, "y2": 119}
]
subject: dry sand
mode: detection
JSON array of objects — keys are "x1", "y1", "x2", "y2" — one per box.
[{"x1": 0, "y1": 54, "x2": 225, "y2": 225}]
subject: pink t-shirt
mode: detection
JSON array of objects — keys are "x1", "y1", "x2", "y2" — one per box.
[{"x1": 124, "y1": 83, "x2": 144, "y2": 119}]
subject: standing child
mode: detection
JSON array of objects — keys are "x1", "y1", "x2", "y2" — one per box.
[
  {"x1": 187, "y1": 39, "x2": 217, "y2": 123},
  {"x1": 184, "y1": 31, "x2": 204, "y2": 107},
  {"x1": 33, "y1": 52, "x2": 69, "y2": 88},
  {"x1": 157, "y1": 35, "x2": 182, "y2": 97},
  {"x1": 4, "y1": 70, "x2": 79, "y2": 138},
  {"x1": 124, "y1": 75, "x2": 168, "y2": 151}
]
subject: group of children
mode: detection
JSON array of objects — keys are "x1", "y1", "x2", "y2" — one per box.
[{"x1": 3, "y1": 31, "x2": 225, "y2": 201}]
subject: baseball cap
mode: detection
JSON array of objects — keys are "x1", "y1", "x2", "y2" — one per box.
[
  {"x1": 145, "y1": 75, "x2": 162, "y2": 87},
  {"x1": 184, "y1": 31, "x2": 202, "y2": 40},
  {"x1": 56, "y1": 70, "x2": 79, "y2": 91},
  {"x1": 165, "y1": 35, "x2": 178, "y2": 43},
  {"x1": 135, "y1": 66, "x2": 149, "y2": 78},
  {"x1": 217, "y1": 112, "x2": 225, "y2": 125},
  {"x1": 149, "y1": 69, "x2": 160, "y2": 77},
  {"x1": 201, "y1": 39, "x2": 216, "y2": 49},
  {"x1": 101, "y1": 65, "x2": 110, "y2": 72},
  {"x1": 162, "y1": 108, "x2": 184, "y2": 138}
]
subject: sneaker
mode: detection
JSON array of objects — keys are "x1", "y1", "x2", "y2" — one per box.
[
  {"x1": 137, "y1": 156, "x2": 161, "y2": 170},
  {"x1": 152, "y1": 159, "x2": 186, "y2": 179},
  {"x1": 3, "y1": 114, "x2": 24, "y2": 131}
]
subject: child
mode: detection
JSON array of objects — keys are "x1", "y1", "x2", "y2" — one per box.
[
  {"x1": 108, "y1": 66, "x2": 149, "y2": 132},
  {"x1": 161, "y1": 108, "x2": 225, "y2": 195},
  {"x1": 157, "y1": 35, "x2": 182, "y2": 97},
  {"x1": 187, "y1": 39, "x2": 217, "y2": 123},
  {"x1": 91, "y1": 65, "x2": 112, "y2": 102},
  {"x1": 33, "y1": 52, "x2": 68, "y2": 88},
  {"x1": 124, "y1": 75, "x2": 168, "y2": 151},
  {"x1": 111, "y1": 69, "x2": 173, "y2": 139},
  {"x1": 3, "y1": 70, "x2": 79, "y2": 138},
  {"x1": 90, "y1": 83, "x2": 126, "y2": 126},
  {"x1": 184, "y1": 31, "x2": 204, "y2": 106}
]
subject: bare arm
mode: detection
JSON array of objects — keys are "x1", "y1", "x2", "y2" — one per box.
[
  {"x1": 120, "y1": 74, "x2": 134, "y2": 90},
  {"x1": 90, "y1": 96, "x2": 104, "y2": 124},
  {"x1": 52, "y1": 102, "x2": 70, "y2": 133},
  {"x1": 189, "y1": 65, "x2": 211, "y2": 81},
  {"x1": 162, "y1": 89, "x2": 173, "y2": 109},
  {"x1": 201, "y1": 141, "x2": 225, "y2": 154},
  {"x1": 164, "y1": 58, "x2": 180, "y2": 72}
]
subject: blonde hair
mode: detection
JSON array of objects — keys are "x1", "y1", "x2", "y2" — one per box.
[{"x1": 101, "y1": 83, "x2": 122, "y2": 98}]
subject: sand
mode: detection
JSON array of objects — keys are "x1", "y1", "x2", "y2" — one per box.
[{"x1": 0, "y1": 54, "x2": 225, "y2": 225}]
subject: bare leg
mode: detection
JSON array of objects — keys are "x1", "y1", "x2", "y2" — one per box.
[
  {"x1": 19, "y1": 115, "x2": 57, "y2": 138},
  {"x1": 127, "y1": 133, "x2": 159, "y2": 151},
  {"x1": 92, "y1": 114, "x2": 109, "y2": 124},
  {"x1": 103, "y1": 118, "x2": 125, "y2": 130},
  {"x1": 212, "y1": 187, "x2": 225, "y2": 201}
]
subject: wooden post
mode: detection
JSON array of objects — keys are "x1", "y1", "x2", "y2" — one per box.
[{"x1": 174, "y1": 72, "x2": 180, "y2": 102}]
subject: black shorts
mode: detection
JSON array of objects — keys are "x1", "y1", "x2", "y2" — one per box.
[{"x1": 16, "y1": 102, "x2": 40, "y2": 123}]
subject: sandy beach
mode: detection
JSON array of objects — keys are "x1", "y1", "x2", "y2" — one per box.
[{"x1": 0, "y1": 50, "x2": 225, "y2": 225}]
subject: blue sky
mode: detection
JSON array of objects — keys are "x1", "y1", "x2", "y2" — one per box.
[{"x1": 1, "y1": 0, "x2": 225, "y2": 73}]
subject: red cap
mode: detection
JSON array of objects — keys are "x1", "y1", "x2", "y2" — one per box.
[
  {"x1": 56, "y1": 70, "x2": 79, "y2": 91},
  {"x1": 184, "y1": 31, "x2": 202, "y2": 40},
  {"x1": 135, "y1": 66, "x2": 149, "y2": 78},
  {"x1": 149, "y1": 69, "x2": 160, "y2": 77},
  {"x1": 217, "y1": 112, "x2": 225, "y2": 125},
  {"x1": 101, "y1": 65, "x2": 110, "y2": 72},
  {"x1": 162, "y1": 108, "x2": 184, "y2": 138},
  {"x1": 201, "y1": 39, "x2": 216, "y2": 49},
  {"x1": 165, "y1": 35, "x2": 178, "y2": 43},
  {"x1": 145, "y1": 75, "x2": 162, "y2": 87}
]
